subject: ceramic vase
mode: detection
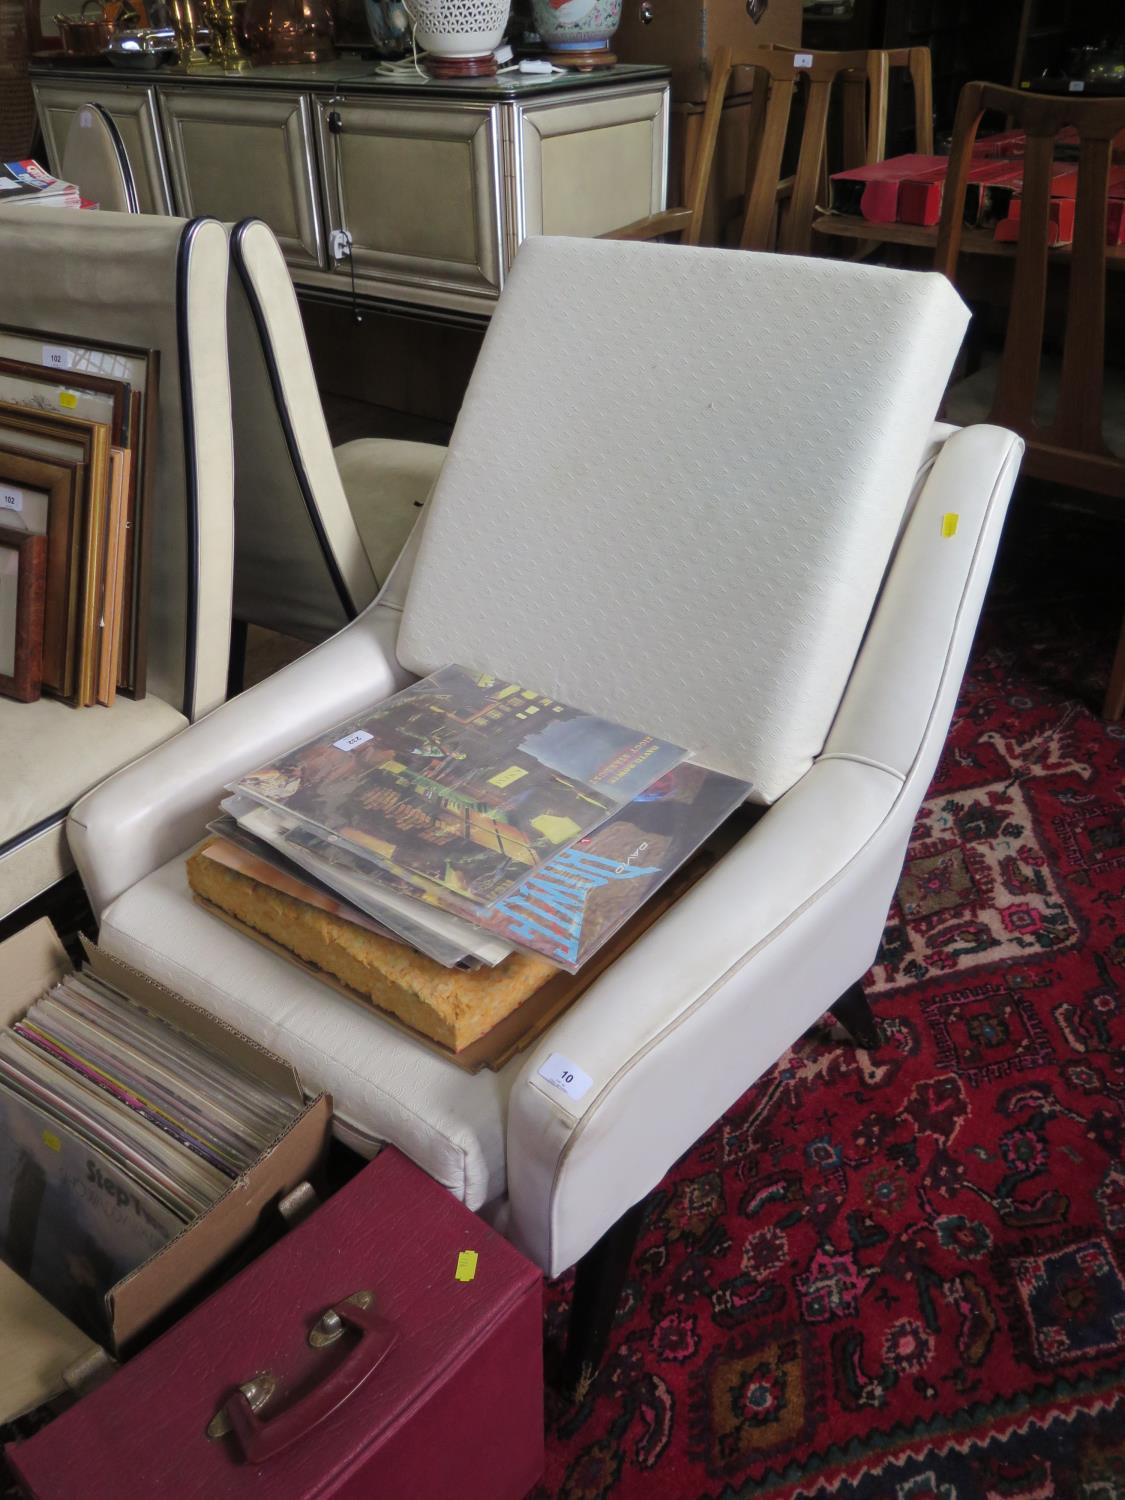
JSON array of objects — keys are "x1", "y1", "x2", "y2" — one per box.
[
  {"x1": 530, "y1": 0, "x2": 621, "y2": 57},
  {"x1": 405, "y1": 0, "x2": 509, "y2": 63}
]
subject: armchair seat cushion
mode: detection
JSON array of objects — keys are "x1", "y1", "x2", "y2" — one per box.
[
  {"x1": 98, "y1": 852, "x2": 516, "y2": 1209},
  {"x1": 334, "y1": 437, "x2": 445, "y2": 588},
  {"x1": 0, "y1": 694, "x2": 185, "y2": 914}
]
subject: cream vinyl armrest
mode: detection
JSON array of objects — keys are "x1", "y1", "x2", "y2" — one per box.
[
  {"x1": 68, "y1": 605, "x2": 412, "y2": 916},
  {"x1": 507, "y1": 756, "x2": 902, "y2": 1274},
  {"x1": 507, "y1": 423, "x2": 1024, "y2": 1275}
]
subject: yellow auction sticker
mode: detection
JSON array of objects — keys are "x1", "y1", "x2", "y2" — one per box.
[{"x1": 455, "y1": 1250, "x2": 478, "y2": 1283}]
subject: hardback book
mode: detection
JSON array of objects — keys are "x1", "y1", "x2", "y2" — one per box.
[{"x1": 232, "y1": 664, "x2": 686, "y2": 907}]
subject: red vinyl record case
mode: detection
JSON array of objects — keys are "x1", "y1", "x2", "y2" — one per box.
[{"x1": 7, "y1": 1148, "x2": 544, "y2": 1500}]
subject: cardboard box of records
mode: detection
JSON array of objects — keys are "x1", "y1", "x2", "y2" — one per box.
[{"x1": 0, "y1": 919, "x2": 330, "y2": 1435}]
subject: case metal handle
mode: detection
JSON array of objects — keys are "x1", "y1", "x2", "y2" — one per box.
[{"x1": 206, "y1": 1290, "x2": 396, "y2": 1463}]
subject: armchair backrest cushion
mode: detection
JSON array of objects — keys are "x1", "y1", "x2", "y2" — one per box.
[
  {"x1": 0, "y1": 210, "x2": 233, "y2": 718},
  {"x1": 396, "y1": 237, "x2": 969, "y2": 802},
  {"x1": 227, "y1": 218, "x2": 376, "y2": 641},
  {"x1": 60, "y1": 105, "x2": 139, "y2": 214}
]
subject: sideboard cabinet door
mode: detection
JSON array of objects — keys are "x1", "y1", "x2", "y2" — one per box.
[
  {"x1": 159, "y1": 87, "x2": 324, "y2": 271},
  {"x1": 31, "y1": 80, "x2": 172, "y2": 214},
  {"x1": 512, "y1": 84, "x2": 668, "y2": 242},
  {"x1": 315, "y1": 97, "x2": 504, "y2": 313}
]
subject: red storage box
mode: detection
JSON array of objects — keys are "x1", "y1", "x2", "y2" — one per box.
[
  {"x1": 5, "y1": 1149, "x2": 544, "y2": 1500},
  {"x1": 828, "y1": 154, "x2": 948, "y2": 222}
]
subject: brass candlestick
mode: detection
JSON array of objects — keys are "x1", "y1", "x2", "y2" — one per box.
[
  {"x1": 203, "y1": 0, "x2": 250, "y2": 71},
  {"x1": 170, "y1": 0, "x2": 209, "y2": 67}
]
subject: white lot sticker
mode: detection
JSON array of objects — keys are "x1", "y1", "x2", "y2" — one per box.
[
  {"x1": 333, "y1": 728, "x2": 374, "y2": 752},
  {"x1": 538, "y1": 1053, "x2": 593, "y2": 1102},
  {"x1": 794, "y1": 52, "x2": 814, "y2": 68},
  {"x1": 41, "y1": 345, "x2": 74, "y2": 372},
  {"x1": 0, "y1": 487, "x2": 22, "y2": 514}
]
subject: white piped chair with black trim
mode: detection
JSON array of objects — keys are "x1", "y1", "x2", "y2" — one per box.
[
  {"x1": 0, "y1": 211, "x2": 233, "y2": 925},
  {"x1": 60, "y1": 104, "x2": 140, "y2": 214},
  {"x1": 68, "y1": 238, "x2": 1022, "y2": 1384},
  {"x1": 225, "y1": 218, "x2": 446, "y2": 681}
]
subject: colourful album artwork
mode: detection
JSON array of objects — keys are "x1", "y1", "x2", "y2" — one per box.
[{"x1": 235, "y1": 665, "x2": 686, "y2": 904}]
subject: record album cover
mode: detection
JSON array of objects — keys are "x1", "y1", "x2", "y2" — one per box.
[{"x1": 234, "y1": 665, "x2": 686, "y2": 905}]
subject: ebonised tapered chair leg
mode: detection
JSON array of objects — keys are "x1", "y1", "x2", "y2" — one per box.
[
  {"x1": 561, "y1": 1200, "x2": 647, "y2": 1398},
  {"x1": 227, "y1": 616, "x2": 249, "y2": 699},
  {"x1": 832, "y1": 979, "x2": 881, "y2": 1049}
]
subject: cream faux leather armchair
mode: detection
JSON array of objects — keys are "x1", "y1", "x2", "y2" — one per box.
[
  {"x1": 69, "y1": 239, "x2": 1022, "y2": 1381},
  {"x1": 226, "y1": 219, "x2": 445, "y2": 670},
  {"x1": 0, "y1": 211, "x2": 233, "y2": 922}
]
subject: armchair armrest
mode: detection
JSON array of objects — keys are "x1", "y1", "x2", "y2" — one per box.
[
  {"x1": 506, "y1": 423, "x2": 1024, "y2": 1277},
  {"x1": 507, "y1": 755, "x2": 906, "y2": 1275},
  {"x1": 68, "y1": 605, "x2": 412, "y2": 917},
  {"x1": 600, "y1": 209, "x2": 694, "y2": 243}
]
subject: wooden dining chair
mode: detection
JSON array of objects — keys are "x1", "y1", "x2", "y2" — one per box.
[
  {"x1": 935, "y1": 82, "x2": 1125, "y2": 720},
  {"x1": 607, "y1": 45, "x2": 932, "y2": 255}
]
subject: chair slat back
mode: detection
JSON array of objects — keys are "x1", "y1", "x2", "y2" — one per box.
[
  {"x1": 883, "y1": 47, "x2": 935, "y2": 156},
  {"x1": 686, "y1": 45, "x2": 917, "y2": 255},
  {"x1": 935, "y1": 81, "x2": 1125, "y2": 498}
]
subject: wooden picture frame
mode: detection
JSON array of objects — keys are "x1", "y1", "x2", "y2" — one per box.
[
  {"x1": 0, "y1": 402, "x2": 112, "y2": 707},
  {"x1": 0, "y1": 358, "x2": 128, "y2": 445},
  {"x1": 0, "y1": 447, "x2": 83, "y2": 699},
  {"x1": 0, "y1": 327, "x2": 159, "y2": 697},
  {"x1": 0, "y1": 528, "x2": 47, "y2": 703}
]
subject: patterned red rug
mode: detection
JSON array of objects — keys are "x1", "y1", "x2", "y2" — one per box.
[{"x1": 537, "y1": 503, "x2": 1125, "y2": 1500}]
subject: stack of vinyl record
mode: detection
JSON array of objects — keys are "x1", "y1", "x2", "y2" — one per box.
[
  {"x1": 188, "y1": 665, "x2": 752, "y2": 1054},
  {"x1": 0, "y1": 965, "x2": 297, "y2": 1335}
]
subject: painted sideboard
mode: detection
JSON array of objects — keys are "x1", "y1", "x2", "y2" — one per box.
[{"x1": 30, "y1": 61, "x2": 670, "y2": 318}]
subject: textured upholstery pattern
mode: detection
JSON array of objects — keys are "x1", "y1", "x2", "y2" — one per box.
[{"x1": 398, "y1": 238, "x2": 970, "y2": 802}]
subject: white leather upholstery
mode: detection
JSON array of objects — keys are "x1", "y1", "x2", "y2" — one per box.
[
  {"x1": 0, "y1": 212, "x2": 234, "y2": 919},
  {"x1": 79, "y1": 420, "x2": 1022, "y2": 1269},
  {"x1": 228, "y1": 219, "x2": 444, "y2": 642},
  {"x1": 70, "y1": 244, "x2": 1021, "y2": 1278},
  {"x1": 99, "y1": 856, "x2": 514, "y2": 1206},
  {"x1": 398, "y1": 237, "x2": 971, "y2": 803},
  {"x1": 60, "y1": 105, "x2": 139, "y2": 214},
  {"x1": 334, "y1": 437, "x2": 445, "y2": 588}
]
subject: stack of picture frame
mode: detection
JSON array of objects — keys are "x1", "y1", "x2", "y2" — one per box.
[{"x1": 0, "y1": 327, "x2": 158, "y2": 708}]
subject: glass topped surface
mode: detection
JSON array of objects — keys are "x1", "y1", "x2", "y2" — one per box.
[{"x1": 29, "y1": 55, "x2": 668, "y2": 100}]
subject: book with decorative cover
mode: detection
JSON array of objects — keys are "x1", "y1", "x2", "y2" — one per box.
[{"x1": 233, "y1": 664, "x2": 686, "y2": 907}]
